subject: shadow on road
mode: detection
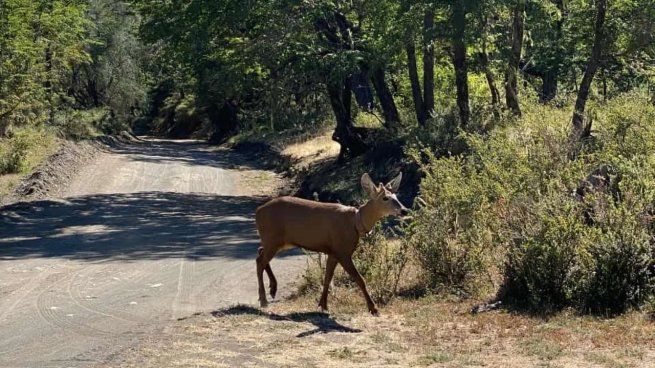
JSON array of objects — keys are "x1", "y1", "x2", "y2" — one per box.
[
  {"x1": 0, "y1": 191, "x2": 300, "y2": 262},
  {"x1": 211, "y1": 305, "x2": 362, "y2": 337},
  {"x1": 108, "y1": 139, "x2": 267, "y2": 171}
]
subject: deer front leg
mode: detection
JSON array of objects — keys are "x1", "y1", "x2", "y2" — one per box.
[
  {"x1": 318, "y1": 255, "x2": 337, "y2": 312},
  {"x1": 338, "y1": 256, "x2": 378, "y2": 316},
  {"x1": 256, "y1": 245, "x2": 276, "y2": 307}
]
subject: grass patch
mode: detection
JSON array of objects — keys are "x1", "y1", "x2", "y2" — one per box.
[
  {"x1": 416, "y1": 352, "x2": 452, "y2": 365},
  {"x1": 0, "y1": 127, "x2": 60, "y2": 200},
  {"x1": 0, "y1": 127, "x2": 58, "y2": 175},
  {"x1": 521, "y1": 339, "x2": 565, "y2": 361},
  {"x1": 584, "y1": 352, "x2": 627, "y2": 368}
]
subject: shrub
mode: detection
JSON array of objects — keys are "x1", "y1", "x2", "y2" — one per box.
[
  {"x1": 408, "y1": 91, "x2": 655, "y2": 314},
  {"x1": 349, "y1": 226, "x2": 409, "y2": 303},
  {"x1": 0, "y1": 128, "x2": 56, "y2": 174},
  {"x1": 503, "y1": 199, "x2": 595, "y2": 312}
]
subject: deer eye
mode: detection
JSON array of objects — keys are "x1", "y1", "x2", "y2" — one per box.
[{"x1": 382, "y1": 196, "x2": 389, "y2": 201}]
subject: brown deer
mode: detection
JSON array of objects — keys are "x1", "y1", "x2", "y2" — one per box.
[{"x1": 255, "y1": 172, "x2": 408, "y2": 315}]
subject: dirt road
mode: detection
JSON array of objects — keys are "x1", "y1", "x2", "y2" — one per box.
[{"x1": 0, "y1": 139, "x2": 305, "y2": 367}]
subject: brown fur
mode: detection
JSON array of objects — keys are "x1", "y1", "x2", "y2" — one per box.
[{"x1": 255, "y1": 173, "x2": 408, "y2": 315}]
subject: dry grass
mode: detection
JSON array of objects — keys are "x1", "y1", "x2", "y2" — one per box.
[
  {"x1": 280, "y1": 132, "x2": 340, "y2": 169},
  {"x1": 0, "y1": 130, "x2": 60, "y2": 202},
  {"x1": 111, "y1": 289, "x2": 655, "y2": 368},
  {"x1": 0, "y1": 173, "x2": 22, "y2": 198}
]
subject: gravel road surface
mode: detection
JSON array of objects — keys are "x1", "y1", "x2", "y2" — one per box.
[{"x1": 0, "y1": 139, "x2": 305, "y2": 367}]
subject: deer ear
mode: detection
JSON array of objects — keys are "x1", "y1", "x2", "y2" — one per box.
[
  {"x1": 386, "y1": 172, "x2": 402, "y2": 192},
  {"x1": 361, "y1": 173, "x2": 377, "y2": 197}
]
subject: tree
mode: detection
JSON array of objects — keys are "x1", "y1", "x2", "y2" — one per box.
[
  {"x1": 0, "y1": 0, "x2": 91, "y2": 136},
  {"x1": 571, "y1": 0, "x2": 608, "y2": 140},
  {"x1": 451, "y1": 0, "x2": 470, "y2": 126},
  {"x1": 505, "y1": 0, "x2": 525, "y2": 115},
  {"x1": 403, "y1": 2, "x2": 436, "y2": 127}
]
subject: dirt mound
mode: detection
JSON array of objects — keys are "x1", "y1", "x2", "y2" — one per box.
[{"x1": 2, "y1": 132, "x2": 137, "y2": 205}]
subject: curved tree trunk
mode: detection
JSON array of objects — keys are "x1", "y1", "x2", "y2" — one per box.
[
  {"x1": 452, "y1": 0, "x2": 470, "y2": 127},
  {"x1": 571, "y1": 0, "x2": 607, "y2": 140},
  {"x1": 505, "y1": 0, "x2": 525, "y2": 116},
  {"x1": 328, "y1": 78, "x2": 367, "y2": 161}
]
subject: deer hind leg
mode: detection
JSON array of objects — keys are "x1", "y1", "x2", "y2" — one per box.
[
  {"x1": 318, "y1": 255, "x2": 337, "y2": 312},
  {"x1": 256, "y1": 244, "x2": 277, "y2": 307},
  {"x1": 263, "y1": 253, "x2": 278, "y2": 299}
]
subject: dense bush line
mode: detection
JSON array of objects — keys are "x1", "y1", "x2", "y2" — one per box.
[{"x1": 408, "y1": 91, "x2": 655, "y2": 315}]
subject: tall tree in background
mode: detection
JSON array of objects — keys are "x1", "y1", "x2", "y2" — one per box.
[
  {"x1": 404, "y1": 2, "x2": 436, "y2": 126},
  {"x1": 571, "y1": 0, "x2": 608, "y2": 140},
  {"x1": 422, "y1": 5, "x2": 435, "y2": 120},
  {"x1": 478, "y1": 14, "x2": 501, "y2": 110},
  {"x1": 505, "y1": 0, "x2": 525, "y2": 115},
  {"x1": 0, "y1": 0, "x2": 91, "y2": 136},
  {"x1": 451, "y1": 0, "x2": 470, "y2": 126},
  {"x1": 71, "y1": 0, "x2": 148, "y2": 121}
]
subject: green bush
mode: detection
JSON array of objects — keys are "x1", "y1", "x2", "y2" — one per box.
[
  {"x1": 406, "y1": 152, "x2": 503, "y2": 296},
  {"x1": 349, "y1": 226, "x2": 409, "y2": 303},
  {"x1": 503, "y1": 199, "x2": 595, "y2": 312},
  {"x1": 0, "y1": 128, "x2": 57, "y2": 174},
  {"x1": 408, "y1": 91, "x2": 655, "y2": 314}
]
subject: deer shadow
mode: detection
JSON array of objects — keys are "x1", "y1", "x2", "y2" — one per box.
[{"x1": 210, "y1": 305, "x2": 361, "y2": 338}]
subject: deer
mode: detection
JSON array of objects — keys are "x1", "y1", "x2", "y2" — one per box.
[{"x1": 255, "y1": 172, "x2": 408, "y2": 315}]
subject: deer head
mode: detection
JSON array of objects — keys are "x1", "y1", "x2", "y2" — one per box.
[{"x1": 361, "y1": 172, "x2": 409, "y2": 217}]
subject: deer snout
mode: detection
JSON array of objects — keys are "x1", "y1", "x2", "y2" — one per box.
[{"x1": 400, "y1": 207, "x2": 409, "y2": 216}]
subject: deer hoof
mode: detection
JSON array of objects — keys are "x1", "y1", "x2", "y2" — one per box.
[
  {"x1": 259, "y1": 299, "x2": 268, "y2": 308},
  {"x1": 369, "y1": 307, "x2": 379, "y2": 316},
  {"x1": 270, "y1": 284, "x2": 277, "y2": 299}
]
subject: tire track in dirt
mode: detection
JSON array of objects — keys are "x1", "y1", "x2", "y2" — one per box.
[
  {"x1": 35, "y1": 272, "x2": 114, "y2": 338},
  {"x1": 171, "y1": 251, "x2": 196, "y2": 320},
  {"x1": 0, "y1": 267, "x2": 51, "y2": 323},
  {"x1": 66, "y1": 264, "x2": 144, "y2": 324}
]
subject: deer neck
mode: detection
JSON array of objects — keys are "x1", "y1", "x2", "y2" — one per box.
[{"x1": 356, "y1": 200, "x2": 382, "y2": 236}]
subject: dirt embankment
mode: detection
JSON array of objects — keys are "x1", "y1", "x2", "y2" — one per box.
[
  {"x1": 1, "y1": 132, "x2": 141, "y2": 206},
  {"x1": 231, "y1": 131, "x2": 420, "y2": 206}
]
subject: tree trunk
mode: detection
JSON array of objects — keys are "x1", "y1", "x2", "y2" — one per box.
[
  {"x1": 422, "y1": 8, "x2": 435, "y2": 119},
  {"x1": 208, "y1": 100, "x2": 239, "y2": 145},
  {"x1": 370, "y1": 67, "x2": 400, "y2": 129},
  {"x1": 350, "y1": 70, "x2": 375, "y2": 111},
  {"x1": 505, "y1": 0, "x2": 525, "y2": 115},
  {"x1": 542, "y1": 70, "x2": 558, "y2": 102},
  {"x1": 571, "y1": 0, "x2": 607, "y2": 140},
  {"x1": 0, "y1": 115, "x2": 10, "y2": 137},
  {"x1": 452, "y1": 0, "x2": 470, "y2": 127},
  {"x1": 540, "y1": 0, "x2": 565, "y2": 103},
  {"x1": 406, "y1": 40, "x2": 426, "y2": 126},
  {"x1": 480, "y1": 16, "x2": 500, "y2": 109},
  {"x1": 328, "y1": 78, "x2": 367, "y2": 160},
  {"x1": 479, "y1": 51, "x2": 500, "y2": 108}
]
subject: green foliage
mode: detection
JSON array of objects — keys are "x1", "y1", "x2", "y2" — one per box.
[
  {"x1": 350, "y1": 226, "x2": 409, "y2": 303},
  {"x1": 409, "y1": 92, "x2": 655, "y2": 314},
  {"x1": 504, "y1": 198, "x2": 595, "y2": 311},
  {"x1": 0, "y1": 127, "x2": 57, "y2": 174},
  {"x1": 582, "y1": 203, "x2": 654, "y2": 315}
]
